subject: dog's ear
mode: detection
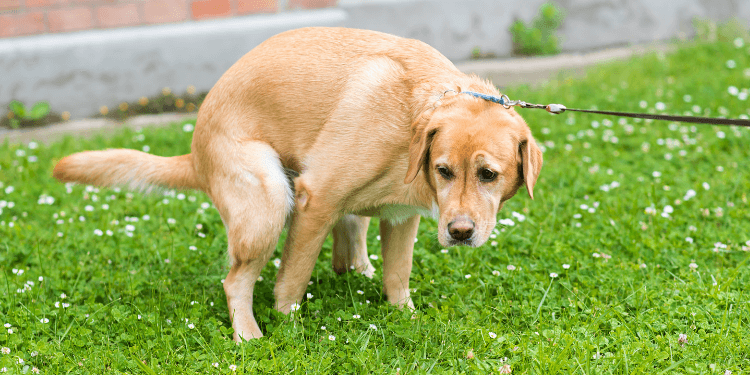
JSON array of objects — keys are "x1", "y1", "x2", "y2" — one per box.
[
  {"x1": 519, "y1": 136, "x2": 543, "y2": 199},
  {"x1": 405, "y1": 119, "x2": 440, "y2": 184}
]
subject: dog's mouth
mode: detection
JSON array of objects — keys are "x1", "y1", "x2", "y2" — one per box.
[{"x1": 447, "y1": 238, "x2": 474, "y2": 247}]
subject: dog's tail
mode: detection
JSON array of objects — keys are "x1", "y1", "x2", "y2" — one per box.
[{"x1": 53, "y1": 150, "x2": 201, "y2": 192}]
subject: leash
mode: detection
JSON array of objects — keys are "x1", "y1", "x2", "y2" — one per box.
[{"x1": 458, "y1": 90, "x2": 750, "y2": 127}]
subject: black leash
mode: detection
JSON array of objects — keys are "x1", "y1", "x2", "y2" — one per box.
[{"x1": 459, "y1": 91, "x2": 750, "y2": 127}]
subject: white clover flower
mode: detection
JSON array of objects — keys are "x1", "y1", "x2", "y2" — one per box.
[
  {"x1": 498, "y1": 218, "x2": 515, "y2": 226},
  {"x1": 94, "y1": 229, "x2": 103, "y2": 236},
  {"x1": 728, "y1": 86, "x2": 739, "y2": 96},
  {"x1": 507, "y1": 265, "x2": 516, "y2": 271},
  {"x1": 167, "y1": 218, "x2": 177, "y2": 225},
  {"x1": 735, "y1": 37, "x2": 745, "y2": 48},
  {"x1": 702, "y1": 182, "x2": 710, "y2": 190},
  {"x1": 183, "y1": 123, "x2": 195, "y2": 132},
  {"x1": 1, "y1": 347, "x2": 9, "y2": 354},
  {"x1": 229, "y1": 364, "x2": 237, "y2": 371},
  {"x1": 492, "y1": 270, "x2": 500, "y2": 276},
  {"x1": 684, "y1": 189, "x2": 696, "y2": 200},
  {"x1": 686, "y1": 237, "x2": 693, "y2": 243},
  {"x1": 689, "y1": 262, "x2": 698, "y2": 270},
  {"x1": 678, "y1": 333, "x2": 688, "y2": 346},
  {"x1": 726, "y1": 60, "x2": 737, "y2": 69}
]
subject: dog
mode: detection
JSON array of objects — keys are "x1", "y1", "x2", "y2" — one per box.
[{"x1": 53, "y1": 27, "x2": 542, "y2": 342}]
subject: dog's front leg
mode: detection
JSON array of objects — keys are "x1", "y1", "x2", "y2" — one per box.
[
  {"x1": 274, "y1": 204, "x2": 340, "y2": 313},
  {"x1": 380, "y1": 215, "x2": 421, "y2": 309},
  {"x1": 332, "y1": 215, "x2": 375, "y2": 278}
]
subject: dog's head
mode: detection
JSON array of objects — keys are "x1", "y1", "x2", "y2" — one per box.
[{"x1": 405, "y1": 91, "x2": 542, "y2": 247}]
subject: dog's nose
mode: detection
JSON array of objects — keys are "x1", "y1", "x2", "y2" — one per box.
[{"x1": 448, "y1": 217, "x2": 474, "y2": 241}]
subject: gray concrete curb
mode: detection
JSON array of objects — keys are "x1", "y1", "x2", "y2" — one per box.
[
  {"x1": 456, "y1": 43, "x2": 675, "y2": 88},
  {"x1": 0, "y1": 113, "x2": 196, "y2": 145},
  {"x1": 0, "y1": 42, "x2": 672, "y2": 146}
]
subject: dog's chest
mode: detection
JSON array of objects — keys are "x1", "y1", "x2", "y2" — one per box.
[{"x1": 359, "y1": 203, "x2": 438, "y2": 225}]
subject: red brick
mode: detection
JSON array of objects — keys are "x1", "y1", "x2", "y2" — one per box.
[
  {"x1": 0, "y1": 11, "x2": 45, "y2": 37},
  {"x1": 71, "y1": 0, "x2": 115, "y2": 3},
  {"x1": 190, "y1": 0, "x2": 230, "y2": 19},
  {"x1": 236, "y1": 0, "x2": 275, "y2": 14},
  {"x1": 96, "y1": 3, "x2": 140, "y2": 28},
  {"x1": 287, "y1": 0, "x2": 335, "y2": 10},
  {"x1": 0, "y1": 0, "x2": 21, "y2": 12},
  {"x1": 143, "y1": 0, "x2": 188, "y2": 24},
  {"x1": 25, "y1": 0, "x2": 68, "y2": 8},
  {"x1": 48, "y1": 7, "x2": 92, "y2": 32}
]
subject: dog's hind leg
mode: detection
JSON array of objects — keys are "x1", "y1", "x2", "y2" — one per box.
[
  {"x1": 207, "y1": 141, "x2": 293, "y2": 342},
  {"x1": 332, "y1": 215, "x2": 375, "y2": 278}
]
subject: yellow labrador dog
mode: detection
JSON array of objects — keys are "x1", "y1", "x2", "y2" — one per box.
[{"x1": 53, "y1": 27, "x2": 542, "y2": 342}]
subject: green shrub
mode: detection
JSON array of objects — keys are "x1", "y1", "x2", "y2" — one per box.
[
  {"x1": 510, "y1": 2, "x2": 565, "y2": 56},
  {"x1": 693, "y1": 17, "x2": 749, "y2": 43},
  {"x1": 3, "y1": 100, "x2": 55, "y2": 129}
]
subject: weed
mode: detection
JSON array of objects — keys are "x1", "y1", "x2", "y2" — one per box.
[{"x1": 510, "y1": 2, "x2": 565, "y2": 56}]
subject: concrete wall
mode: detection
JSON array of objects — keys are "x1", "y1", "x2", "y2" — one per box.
[{"x1": 1, "y1": 0, "x2": 749, "y2": 118}]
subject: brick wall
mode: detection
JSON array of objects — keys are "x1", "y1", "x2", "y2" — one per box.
[{"x1": 0, "y1": 0, "x2": 337, "y2": 38}]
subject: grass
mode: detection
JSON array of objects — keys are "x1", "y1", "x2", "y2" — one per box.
[{"x1": 1, "y1": 38, "x2": 750, "y2": 374}]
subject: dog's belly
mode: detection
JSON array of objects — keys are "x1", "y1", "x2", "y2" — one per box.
[{"x1": 354, "y1": 203, "x2": 438, "y2": 225}]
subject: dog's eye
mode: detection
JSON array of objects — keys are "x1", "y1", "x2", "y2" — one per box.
[
  {"x1": 436, "y1": 166, "x2": 453, "y2": 180},
  {"x1": 478, "y1": 168, "x2": 497, "y2": 182}
]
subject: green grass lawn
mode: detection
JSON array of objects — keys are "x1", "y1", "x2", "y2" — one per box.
[{"x1": 2, "y1": 39, "x2": 750, "y2": 374}]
